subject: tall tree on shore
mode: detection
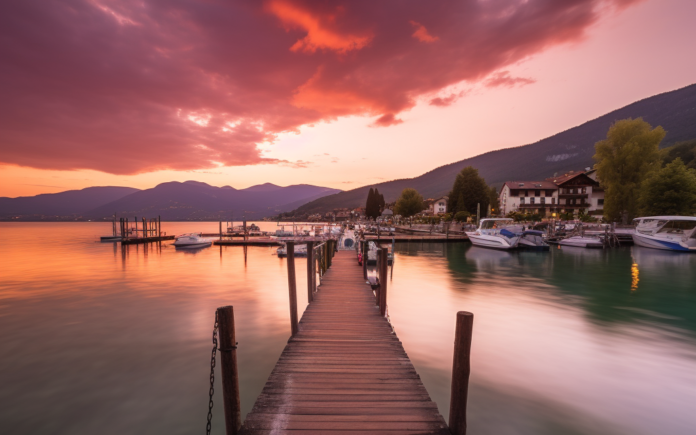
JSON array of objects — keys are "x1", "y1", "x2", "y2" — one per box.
[
  {"x1": 594, "y1": 118, "x2": 665, "y2": 222},
  {"x1": 394, "y1": 188, "x2": 424, "y2": 218},
  {"x1": 374, "y1": 188, "x2": 385, "y2": 212},
  {"x1": 639, "y1": 158, "x2": 696, "y2": 215},
  {"x1": 365, "y1": 187, "x2": 382, "y2": 219},
  {"x1": 448, "y1": 166, "x2": 490, "y2": 215}
]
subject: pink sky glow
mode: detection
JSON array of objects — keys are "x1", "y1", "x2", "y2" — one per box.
[{"x1": 1, "y1": 0, "x2": 695, "y2": 197}]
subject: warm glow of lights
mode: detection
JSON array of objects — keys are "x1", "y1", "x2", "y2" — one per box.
[{"x1": 631, "y1": 262, "x2": 639, "y2": 291}]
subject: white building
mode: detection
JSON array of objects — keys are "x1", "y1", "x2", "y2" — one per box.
[
  {"x1": 498, "y1": 171, "x2": 604, "y2": 217},
  {"x1": 429, "y1": 197, "x2": 448, "y2": 214}
]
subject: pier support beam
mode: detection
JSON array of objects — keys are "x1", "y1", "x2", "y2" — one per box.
[
  {"x1": 216, "y1": 306, "x2": 241, "y2": 435},
  {"x1": 362, "y1": 241, "x2": 368, "y2": 280},
  {"x1": 286, "y1": 242, "x2": 299, "y2": 336},
  {"x1": 306, "y1": 241, "x2": 314, "y2": 303},
  {"x1": 379, "y1": 248, "x2": 388, "y2": 317},
  {"x1": 449, "y1": 311, "x2": 474, "y2": 435}
]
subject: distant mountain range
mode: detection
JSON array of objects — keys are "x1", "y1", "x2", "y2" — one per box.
[
  {"x1": 0, "y1": 182, "x2": 341, "y2": 221},
  {"x1": 292, "y1": 83, "x2": 696, "y2": 215}
]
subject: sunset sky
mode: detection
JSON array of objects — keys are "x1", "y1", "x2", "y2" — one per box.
[{"x1": 1, "y1": 0, "x2": 695, "y2": 198}]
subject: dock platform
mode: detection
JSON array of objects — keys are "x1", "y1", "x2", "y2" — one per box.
[
  {"x1": 120, "y1": 235, "x2": 175, "y2": 245},
  {"x1": 240, "y1": 250, "x2": 449, "y2": 434},
  {"x1": 365, "y1": 234, "x2": 468, "y2": 243}
]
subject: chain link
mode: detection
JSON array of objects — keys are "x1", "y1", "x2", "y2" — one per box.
[{"x1": 206, "y1": 311, "x2": 219, "y2": 435}]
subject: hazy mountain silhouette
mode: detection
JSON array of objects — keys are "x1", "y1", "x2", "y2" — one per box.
[
  {"x1": 293, "y1": 83, "x2": 696, "y2": 215},
  {"x1": 85, "y1": 181, "x2": 341, "y2": 220},
  {"x1": 0, "y1": 186, "x2": 139, "y2": 218}
]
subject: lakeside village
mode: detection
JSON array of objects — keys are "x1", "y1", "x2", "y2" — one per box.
[{"x1": 270, "y1": 118, "x2": 696, "y2": 252}]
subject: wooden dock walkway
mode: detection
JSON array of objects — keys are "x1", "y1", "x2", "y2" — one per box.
[{"x1": 240, "y1": 250, "x2": 450, "y2": 434}]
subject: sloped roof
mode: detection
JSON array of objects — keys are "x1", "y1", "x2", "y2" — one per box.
[{"x1": 503, "y1": 181, "x2": 558, "y2": 190}]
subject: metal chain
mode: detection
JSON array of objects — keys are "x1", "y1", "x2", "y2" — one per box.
[{"x1": 206, "y1": 311, "x2": 219, "y2": 435}]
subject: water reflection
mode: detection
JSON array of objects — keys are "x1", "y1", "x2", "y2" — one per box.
[{"x1": 1, "y1": 223, "x2": 694, "y2": 435}]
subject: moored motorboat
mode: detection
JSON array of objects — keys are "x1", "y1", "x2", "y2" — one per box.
[
  {"x1": 465, "y1": 218, "x2": 523, "y2": 250},
  {"x1": 173, "y1": 233, "x2": 212, "y2": 248},
  {"x1": 277, "y1": 243, "x2": 308, "y2": 257},
  {"x1": 517, "y1": 230, "x2": 550, "y2": 251},
  {"x1": 558, "y1": 236, "x2": 604, "y2": 249},
  {"x1": 632, "y1": 216, "x2": 696, "y2": 252}
]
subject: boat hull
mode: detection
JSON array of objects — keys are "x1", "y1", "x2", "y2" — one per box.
[
  {"x1": 467, "y1": 234, "x2": 517, "y2": 250},
  {"x1": 174, "y1": 242, "x2": 212, "y2": 248},
  {"x1": 558, "y1": 237, "x2": 603, "y2": 249},
  {"x1": 632, "y1": 233, "x2": 694, "y2": 252}
]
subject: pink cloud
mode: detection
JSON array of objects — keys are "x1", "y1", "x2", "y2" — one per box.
[
  {"x1": 0, "y1": 0, "x2": 639, "y2": 174},
  {"x1": 485, "y1": 71, "x2": 536, "y2": 88}
]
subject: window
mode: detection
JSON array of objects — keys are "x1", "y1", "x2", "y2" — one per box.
[
  {"x1": 582, "y1": 187, "x2": 587, "y2": 194},
  {"x1": 598, "y1": 199, "x2": 604, "y2": 206},
  {"x1": 546, "y1": 190, "x2": 554, "y2": 197},
  {"x1": 535, "y1": 190, "x2": 540, "y2": 197},
  {"x1": 520, "y1": 197, "x2": 525, "y2": 204},
  {"x1": 552, "y1": 198, "x2": 556, "y2": 205},
  {"x1": 541, "y1": 197, "x2": 546, "y2": 204},
  {"x1": 530, "y1": 197, "x2": 535, "y2": 204},
  {"x1": 525, "y1": 190, "x2": 529, "y2": 197}
]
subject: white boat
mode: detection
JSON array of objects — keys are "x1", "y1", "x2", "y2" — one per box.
[
  {"x1": 558, "y1": 236, "x2": 604, "y2": 249},
  {"x1": 465, "y1": 218, "x2": 524, "y2": 250},
  {"x1": 277, "y1": 243, "x2": 308, "y2": 257},
  {"x1": 632, "y1": 216, "x2": 696, "y2": 252},
  {"x1": 173, "y1": 233, "x2": 212, "y2": 248}
]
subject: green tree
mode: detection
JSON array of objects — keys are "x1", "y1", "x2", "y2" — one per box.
[
  {"x1": 448, "y1": 166, "x2": 490, "y2": 216},
  {"x1": 488, "y1": 186, "x2": 500, "y2": 215},
  {"x1": 454, "y1": 211, "x2": 471, "y2": 222},
  {"x1": 375, "y1": 189, "x2": 385, "y2": 212},
  {"x1": 639, "y1": 158, "x2": 696, "y2": 215},
  {"x1": 394, "y1": 188, "x2": 424, "y2": 218},
  {"x1": 365, "y1": 188, "x2": 378, "y2": 219},
  {"x1": 594, "y1": 118, "x2": 665, "y2": 222}
]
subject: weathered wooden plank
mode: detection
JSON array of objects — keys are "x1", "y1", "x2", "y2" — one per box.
[{"x1": 239, "y1": 250, "x2": 448, "y2": 434}]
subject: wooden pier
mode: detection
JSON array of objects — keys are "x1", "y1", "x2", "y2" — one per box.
[
  {"x1": 239, "y1": 250, "x2": 451, "y2": 434},
  {"x1": 365, "y1": 234, "x2": 468, "y2": 243}
]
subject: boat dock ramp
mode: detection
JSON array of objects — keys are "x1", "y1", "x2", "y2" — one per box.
[{"x1": 211, "y1": 245, "x2": 474, "y2": 435}]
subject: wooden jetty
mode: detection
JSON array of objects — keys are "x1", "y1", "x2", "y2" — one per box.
[
  {"x1": 365, "y1": 234, "x2": 468, "y2": 243},
  {"x1": 231, "y1": 250, "x2": 460, "y2": 434}
]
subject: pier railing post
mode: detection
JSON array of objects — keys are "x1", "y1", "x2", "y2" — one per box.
[
  {"x1": 216, "y1": 306, "x2": 241, "y2": 435},
  {"x1": 449, "y1": 311, "x2": 474, "y2": 435},
  {"x1": 362, "y1": 241, "x2": 368, "y2": 280},
  {"x1": 379, "y1": 248, "x2": 388, "y2": 317},
  {"x1": 286, "y1": 242, "x2": 299, "y2": 336},
  {"x1": 306, "y1": 241, "x2": 314, "y2": 303}
]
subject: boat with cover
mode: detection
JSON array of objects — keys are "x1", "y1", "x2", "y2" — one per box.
[
  {"x1": 466, "y1": 218, "x2": 524, "y2": 250},
  {"x1": 632, "y1": 216, "x2": 696, "y2": 252},
  {"x1": 173, "y1": 233, "x2": 212, "y2": 248},
  {"x1": 517, "y1": 230, "x2": 550, "y2": 251}
]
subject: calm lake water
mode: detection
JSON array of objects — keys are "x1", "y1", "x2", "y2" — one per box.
[{"x1": 1, "y1": 222, "x2": 695, "y2": 435}]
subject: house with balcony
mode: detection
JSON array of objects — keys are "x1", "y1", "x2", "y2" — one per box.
[
  {"x1": 499, "y1": 170, "x2": 604, "y2": 218},
  {"x1": 430, "y1": 197, "x2": 448, "y2": 215},
  {"x1": 546, "y1": 171, "x2": 604, "y2": 216},
  {"x1": 499, "y1": 181, "x2": 559, "y2": 216}
]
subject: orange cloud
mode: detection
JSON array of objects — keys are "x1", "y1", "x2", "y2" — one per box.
[
  {"x1": 485, "y1": 71, "x2": 536, "y2": 88},
  {"x1": 267, "y1": 0, "x2": 372, "y2": 54},
  {"x1": 410, "y1": 21, "x2": 438, "y2": 42},
  {"x1": 371, "y1": 114, "x2": 403, "y2": 127}
]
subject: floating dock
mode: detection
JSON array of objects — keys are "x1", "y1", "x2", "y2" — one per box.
[
  {"x1": 365, "y1": 234, "x2": 468, "y2": 243},
  {"x1": 239, "y1": 250, "x2": 450, "y2": 434}
]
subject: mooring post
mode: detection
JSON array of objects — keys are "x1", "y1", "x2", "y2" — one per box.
[
  {"x1": 216, "y1": 306, "x2": 241, "y2": 435},
  {"x1": 286, "y1": 241, "x2": 299, "y2": 336},
  {"x1": 158, "y1": 215, "x2": 161, "y2": 238},
  {"x1": 375, "y1": 248, "x2": 382, "y2": 306},
  {"x1": 306, "y1": 241, "x2": 314, "y2": 302},
  {"x1": 449, "y1": 311, "x2": 474, "y2": 435},
  {"x1": 219, "y1": 221, "x2": 222, "y2": 242},
  {"x1": 362, "y1": 241, "x2": 368, "y2": 280},
  {"x1": 379, "y1": 248, "x2": 388, "y2": 316}
]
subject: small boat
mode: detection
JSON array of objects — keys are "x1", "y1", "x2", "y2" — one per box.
[
  {"x1": 173, "y1": 233, "x2": 212, "y2": 248},
  {"x1": 632, "y1": 216, "x2": 696, "y2": 252},
  {"x1": 517, "y1": 230, "x2": 550, "y2": 251},
  {"x1": 100, "y1": 215, "x2": 122, "y2": 242},
  {"x1": 558, "y1": 236, "x2": 604, "y2": 249},
  {"x1": 277, "y1": 243, "x2": 308, "y2": 257},
  {"x1": 466, "y1": 218, "x2": 523, "y2": 250}
]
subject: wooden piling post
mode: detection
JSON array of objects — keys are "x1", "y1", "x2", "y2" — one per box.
[
  {"x1": 219, "y1": 221, "x2": 222, "y2": 241},
  {"x1": 216, "y1": 306, "x2": 241, "y2": 435},
  {"x1": 449, "y1": 311, "x2": 474, "y2": 435},
  {"x1": 286, "y1": 242, "x2": 299, "y2": 336},
  {"x1": 379, "y1": 248, "x2": 388, "y2": 316},
  {"x1": 158, "y1": 215, "x2": 161, "y2": 238},
  {"x1": 362, "y1": 241, "x2": 368, "y2": 280},
  {"x1": 306, "y1": 241, "x2": 314, "y2": 303}
]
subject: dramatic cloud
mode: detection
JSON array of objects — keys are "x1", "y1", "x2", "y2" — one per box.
[
  {"x1": 0, "y1": 0, "x2": 640, "y2": 174},
  {"x1": 430, "y1": 91, "x2": 466, "y2": 107},
  {"x1": 485, "y1": 71, "x2": 536, "y2": 88}
]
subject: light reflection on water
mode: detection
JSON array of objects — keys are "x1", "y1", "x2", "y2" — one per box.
[{"x1": 1, "y1": 223, "x2": 695, "y2": 435}]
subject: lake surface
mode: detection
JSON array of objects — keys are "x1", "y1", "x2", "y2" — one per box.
[{"x1": 1, "y1": 222, "x2": 695, "y2": 435}]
